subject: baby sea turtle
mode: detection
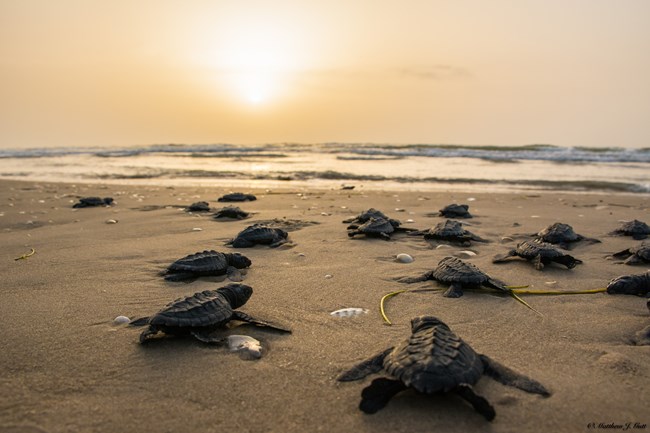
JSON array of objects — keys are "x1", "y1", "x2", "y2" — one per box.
[
  {"x1": 343, "y1": 208, "x2": 401, "y2": 228},
  {"x1": 212, "y1": 206, "x2": 250, "y2": 220},
  {"x1": 408, "y1": 220, "x2": 487, "y2": 246},
  {"x1": 337, "y1": 316, "x2": 550, "y2": 420},
  {"x1": 130, "y1": 283, "x2": 291, "y2": 343},
  {"x1": 218, "y1": 192, "x2": 257, "y2": 202},
  {"x1": 163, "y1": 250, "x2": 252, "y2": 282},
  {"x1": 533, "y1": 222, "x2": 600, "y2": 249},
  {"x1": 226, "y1": 224, "x2": 289, "y2": 248},
  {"x1": 396, "y1": 256, "x2": 509, "y2": 298},
  {"x1": 609, "y1": 220, "x2": 650, "y2": 240},
  {"x1": 606, "y1": 271, "x2": 650, "y2": 296},
  {"x1": 493, "y1": 239, "x2": 582, "y2": 270},
  {"x1": 73, "y1": 197, "x2": 114, "y2": 208},
  {"x1": 348, "y1": 217, "x2": 414, "y2": 240},
  {"x1": 438, "y1": 203, "x2": 472, "y2": 218},
  {"x1": 611, "y1": 243, "x2": 650, "y2": 265},
  {"x1": 186, "y1": 201, "x2": 211, "y2": 212}
]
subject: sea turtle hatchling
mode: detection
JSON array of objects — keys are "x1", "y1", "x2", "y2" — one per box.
[
  {"x1": 218, "y1": 192, "x2": 257, "y2": 202},
  {"x1": 130, "y1": 283, "x2": 291, "y2": 344},
  {"x1": 606, "y1": 271, "x2": 650, "y2": 296},
  {"x1": 347, "y1": 217, "x2": 415, "y2": 240},
  {"x1": 493, "y1": 239, "x2": 582, "y2": 270},
  {"x1": 73, "y1": 197, "x2": 114, "y2": 208},
  {"x1": 185, "y1": 201, "x2": 211, "y2": 212},
  {"x1": 163, "y1": 250, "x2": 252, "y2": 282},
  {"x1": 337, "y1": 316, "x2": 550, "y2": 420},
  {"x1": 396, "y1": 256, "x2": 510, "y2": 298},
  {"x1": 212, "y1": 206, "x2": 250, "y2": 220},
  {"x1": 343, "y1": 208, "x2": 401, "y2": 228},
  {"x1": 226, "y1": 224, "x2": 289, "y2": 248},
  {"x1": 438, "y1": 203, "x2": 473, "y2": 218},
  {"x1": 609, "y1": 220, "x2": 650, "y2": 240},
  {"x1": 611, "y1": 243, "x2": 650, "y2": 265},
  {"x1": 533, "y1": 222, "x2": 600, "y2": 249},
  {"x1": 408, "y1": 220, "x2": 487, "y2": 246}
]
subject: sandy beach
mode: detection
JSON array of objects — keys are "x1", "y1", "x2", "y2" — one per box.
[{"x1": 1, "y1": 179, "x2": 648, "y2": 433}]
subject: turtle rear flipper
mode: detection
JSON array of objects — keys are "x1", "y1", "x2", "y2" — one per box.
[
  {"x1": 337, "y1": 348, "x2": 393, "y2": 381},
  {"x1": 163, "y1": 272, "x2": 196, "y2": 282},
  {"x1": 139, "y1": 326, "x2": 159, "y2": 343},
  {"x1": 443, "y1": 283, "x2": 464, "y2": 298},
  {"x1": 232, "y1": 311, "x2": 292, "y2": 333},
  {"x1": 359, "y1": 378, "x2": 408, "y2": 414},
  {"x1": 532, "y1": 254, "x2": 545, "y2": 271},
  {"x1": 612, "y1": 248, "x2": 632, "y2": 259},
  {"x1": 479, "y1": 354, "x2": 550, "y2": 397},
  {"x1": 191, "y1": 331, "x2": 228, "y2": 344},
  {"x1": 454, "y1": 384, "x2": 495, "y2": 421}
]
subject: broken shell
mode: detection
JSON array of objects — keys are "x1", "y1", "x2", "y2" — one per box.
[
  {"x1": 500, "y1": 236, "x2": 514, "y2": 243},
  {"x1": 105, "y1": 219, "x2": 118, "y2": 224},
  {"x1": 330, "y1": 308, "x2": 369, "y2": 317},
  {"x1": 455, "y1": 250, "x2": 477, "y2": 258},
  {"x1": 435, "y1": 244, "x2": 452, "y2": 250},
  {"x1": 396, "y1": 253, "x2": 414, "y2": 263},
  {"x1": 192, "y1": 227, "x2": 203, "y2": 231},
  {"x1": 227, "y1": 335, "x2": 262, "y2": 360}
]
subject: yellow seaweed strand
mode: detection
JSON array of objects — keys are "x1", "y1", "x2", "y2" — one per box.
[
  {"x1": 511, "y1": 287, "x2": 607, "y2": 295},
  {"x1": 509, "y1": 292, "x2": 544, "y2": 316},
  {"x1": 14, "y1": 248, "x2": 36, "y2": 261},
  {"x1": 379, "y1": 290, "x2": 407, "y2": 326}
]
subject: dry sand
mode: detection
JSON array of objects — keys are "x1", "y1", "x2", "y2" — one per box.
[{"x1": 1, "y1": 179, "x2": 648, "y2": 433}]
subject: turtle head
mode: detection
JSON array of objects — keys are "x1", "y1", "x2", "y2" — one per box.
[
  {"x1": 228, "y1": 252, "x2": 252, "y2": 269},
  {"x1": 218, "y1": 283, "x2": 253, "y2": 308},
  {"x1": 410, "y1": 316, "x2": 448, "y2": 333},
  {"x1": 554, "y1": 255, "x2": 582, "y2": 269}
]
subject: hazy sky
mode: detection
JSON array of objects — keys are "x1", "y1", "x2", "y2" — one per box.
[{"x1": 1, "y1": 0, "x2": 649, "y2": 149}]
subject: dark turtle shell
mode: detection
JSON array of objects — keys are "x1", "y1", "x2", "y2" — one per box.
[
  {"x1": 432, "y1": 256, "x2": 490, "y2": 285},
  {"x1": 227, "y1": 224, "x2": 289, "y2": 248},
  {"x1": 515, "y1": 240, "x2": 566, "y2": 259},
  {"x1": 343, "y1": 208, "x2": 401, "y2": 228},
  {"x1": 536, "y1": 223, "x2": 580, "y2": 244},
  {"x1": 73, "y1": 197, "x2": 114, "y2": 208},
  {"x1": 610, "y1": 220, "x2": 650, "y2": 240},
  {"x1": 439, "y1": 204, "x2": 472, "y2": 218},
  {"x1": 218, "y1": 192, "x2": 257, "y2": 202},
  {"x1": 146, "y1": 284, "x2": 252, "y2": 334},
  {"x1": 384, "y1": 316, "x2": 483, "y2": 393},
  {"x1": 186, "y1": 201, "x2": 211, "y2": 212},
  {"x1": 164, "y1": 250, "x2": 251, "y2": 280},
  {"x1": 213, "y1": 206, "x2": 250, "y2": 220},
  {"x1": 348, "y1": 217, "x2": 396, "y2": 239},
  {"x1": 612, "y1": 244, "x2": 650, "y2": 265}
]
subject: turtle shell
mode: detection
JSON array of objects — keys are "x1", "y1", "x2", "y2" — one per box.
[
  {"x1": 218, "y1": 193, "x2": 257, "y2": 202},
  {"x1": 383, "y1": 316, "x2": 484, "y2": 393},
  {"x1": 147, "y1": 284, "x2": 253, "y2": 333},
  {"x1": 612, "y1": 220, "x2": 650, "y2": 238},
  {"x1": 536, "y1": 223, "x2": 580, "y2": 244},
  {"x1": 186, "y1": 201, "x2": 210, "y2": 212},
  {"x1": 356, "y1": 217, "x2": 395, "y2": 234},
  {"x1": 344, "y1": 208, "x2": 401, "y2": 227},
  {"x1": 439, "y1": 204, "x2": 472, "y2": 218},
  {"x1": 630, "y1": 244, "x2": 650, "y2": 261},
  {"x1": 213, "y1": 206, "x2": 249, "y2": 219},
  {"x1": 73, "y1": 197, "x2": 113, "y2": 208},
  {"x1": 429, "y1": 220, "x2": 467, "y2": 237},
  {"x1": 431, "y1": 256, "x2": 490, "y2": 285},
  {"x1": 230, "y1": 224, "x2": 288, "y2": 246},
  {"x1": 166, "y1": 250, "x2": 251, "y2": 277},
  {"x1": 516, "y1": 240, "x2": 565, "y2": 259}
]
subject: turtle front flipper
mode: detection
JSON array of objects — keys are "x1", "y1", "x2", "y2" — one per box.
[
  {"x1": 612, "y1": 248, "x2": 632, "y2": 259},
  {"x1": 163, "y1": 272, "x2": 196, "y2": 282},
  {"x1": 337, "y1": 347, "x2": 393, "y2": 381},
  {"x1": 492, "y1": 251, "x2": 517, "y2": 263},
  {"x1": 453, "y1": 383, "x2": 496, "y2": 421},
  {"x1": 232, "y1": 311, "x2": 292, "y2": 333},
  {"x1": 359, "y1": 378, "x2": 408, "y2": 414},
  {"x1": 479, "y1": 354, "x2": 551, "y2": 397},
  {"x1": 128, "y1": 316, "x2": 151, "y2": 327},
  {"x1": 554, "y1": 255, "x2": 582, "y2": 269},
  {"x1": 532, "y1": 254, "x2": 545, "y2": 270},
  {"x1": 226, "y1": 266, "x2": 243, "y2": 282},
  {"x1": 139, "y1": 326, "x2": 159, "y2": 344},
  {"x1": 443, "y1": 283, "x2": 464, "y2": 298},
  {"x1": 191, "y1": 331, "x2": 227, "y2": 344},
  {"x1": 395, "y1": 271, "x2": 434, "y2": 284}
]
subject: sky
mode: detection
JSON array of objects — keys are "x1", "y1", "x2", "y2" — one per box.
[{"x1": 1, "y1": 0, "x2": 649, "y2": 149}]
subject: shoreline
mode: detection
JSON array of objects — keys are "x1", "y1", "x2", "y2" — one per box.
[{"x1": 1, "y1": 179, "x2": 648, "y2": 433}]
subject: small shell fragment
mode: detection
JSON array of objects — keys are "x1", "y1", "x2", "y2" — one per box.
[
  {"x1": 113, "y1": 315, "x2": 130, "y2": 325},
  {"x1": 396, "y1": 253, "x2": 414, "y2": 263},
  {"x1": 324, "y1": 274, "x2": 333, "y2": 279},
  {"x1": 500, "y1": 236, "x2": 514, "y2": 243},
  {"x1": 192, "y1": 227, "x2": 203, "y2": 231},
  {"x1": 227, "y1": 335, "x2": 262, "y2": 360},
  {"x1": 544, "y1": 281, "x2": 558, "y2": 287},
  {"x1": 105, "y1": 219, "x2": 118, "y2": 224},
  {"x1": 455, "y1": 250, "x2": 476, "y2": 258},
  {"x1": 435, "y1": 244, "x2": 452, "y2": 250},
  {"x1": 330, "y1": 308, "x2": 369, "y2": 317}
]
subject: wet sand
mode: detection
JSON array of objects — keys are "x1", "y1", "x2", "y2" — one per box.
[{"x1": 0, "y1": 179, "x2": 648, "y2": 433}]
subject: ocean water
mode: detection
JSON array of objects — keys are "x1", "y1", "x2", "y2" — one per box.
[{"x1": 0, "y1": 143, "x2": 649, "y2": 194}]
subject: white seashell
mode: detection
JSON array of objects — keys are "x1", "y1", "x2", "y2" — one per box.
[
  {"x1": 113, "y1": 315, "x2": 130, "y2": 325},
  {"x1": 320, "y1": 212, "x2": 330, "y2": 216},
  {"x1": 467, "y1": 197, "x2": 476, "y2": 202},
  {"x1": 530, "y1": 215, "x2": 540, "y2": 218},
  {"x1": 192, "y1": 227, "x2": 203, "y2": 231},
  {"x1": 330, "y1": 308, "x2": 369, "y2": 317},
  {"x1": 435, "y1": 244, "x2": 452, "y2": 250},
  {"x1": 227, "y1": 335, "x2": 262, "y2": 359},
  {"x1": 324, "y1": 274, "x2": 333, "y2": 279},
  {"x1": 395, "y1": 208, "x2": 405, "y2": 212},
  {"x1": 105, "y1": 219, "x2": 118, "y2": 224},
  {"x1": 545, "y1": 281, "x2": 558, "y2": 287},
  {"x1": 500, "y1": 236, "x2": 514, "y2": 243},
  {"x1": 396, "y1": 253, "x2": 414, "y2": 263},
  {"x1": 456, "y1": 250, "x2": 476, "y2": 258},
  {"x1": 406, "y1": 219, "x2": 415, "y2": 223}
]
